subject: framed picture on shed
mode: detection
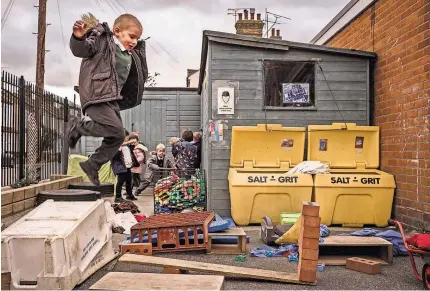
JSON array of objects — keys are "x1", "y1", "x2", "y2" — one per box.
[{"x1": 282, "y1": 83, "x2": 310, "y2": 104}]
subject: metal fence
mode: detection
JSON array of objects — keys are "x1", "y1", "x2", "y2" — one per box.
[{"x1": 1, "y1": 71, "x2": 81, "y2": 186}]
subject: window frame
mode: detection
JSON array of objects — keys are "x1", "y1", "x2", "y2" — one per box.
[{"x1": 261, "y1": 59, "x2": 318, "y2": 111}]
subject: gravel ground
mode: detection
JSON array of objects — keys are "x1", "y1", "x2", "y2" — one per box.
[{"x1": 75, "y1": 230, "x2": 425, "y2": 290}]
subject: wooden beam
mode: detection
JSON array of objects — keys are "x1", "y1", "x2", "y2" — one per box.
[{"x1": 119, "y1": 254, "x2": 313, "y2": 285}]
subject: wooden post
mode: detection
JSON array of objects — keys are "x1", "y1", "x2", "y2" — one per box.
[{"x1": 35, "y1": 0, "x2": 48, "y2": 180}]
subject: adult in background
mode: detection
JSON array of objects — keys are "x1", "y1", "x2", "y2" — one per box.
[{"x1": 191, "y1": 131, "x2": 201, "y2": 168}]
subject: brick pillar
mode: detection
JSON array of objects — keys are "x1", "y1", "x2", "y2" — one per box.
[{"x1": 298, "y1": 201, "x2": 320, "y2": 283}]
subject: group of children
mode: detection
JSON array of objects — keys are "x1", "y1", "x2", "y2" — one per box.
[{"x1": 66, "y1": 12, "x2": 203, "y2": 201}]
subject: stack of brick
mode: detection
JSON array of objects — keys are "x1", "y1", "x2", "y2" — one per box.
[{"x1": 298, "y1": 201, "x2": 320, "y2": 283}]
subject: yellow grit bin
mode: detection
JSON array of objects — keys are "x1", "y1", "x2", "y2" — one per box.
[
  {"x1": 308, "y1": 123, "x2": 396, "y2": 227},
  {"x1": 228, "y1": 124, "x2": 313, "y2": 226}
]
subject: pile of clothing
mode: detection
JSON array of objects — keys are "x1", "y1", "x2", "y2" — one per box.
[
  {"x1": 113, "y1": 201, "x2": 140, "y2": 214},
  {"x1": 154, "y1": 171, "x2": 206, "y2": 214}
]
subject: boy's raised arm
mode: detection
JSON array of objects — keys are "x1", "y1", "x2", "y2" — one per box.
[{"x1": 69, "y1": 20, "x2": 98, "y2": 58}]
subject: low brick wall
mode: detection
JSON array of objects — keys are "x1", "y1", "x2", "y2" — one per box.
[{"x1": 1, "y1": 175, "x2": 83, "y2": 217}]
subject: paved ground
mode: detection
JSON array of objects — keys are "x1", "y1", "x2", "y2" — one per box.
[
  {"x1": 3, "y1": 189, "x2": 425, "y2": 290},
  {"x1": 75, "y1": 190, "x2": 425, "y2": 291}
]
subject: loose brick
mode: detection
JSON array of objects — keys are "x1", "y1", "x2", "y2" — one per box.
[
  {"x1": 300, "y1": 237, "x2": 319, "y2": 250},
  {"x1": 298, "y1": 268, "x2": 317, "y2": 283},
  {"x1": 346, "y1": 257, "x2": 382, "y2": 274},
  {"x1": 300, "y1": 224, "x2": 320, "y2": 239},
  {"x1": 299, "y1": 248, "x2": 319, "y2": 261},
  {"x1": 162, "y1": 268, "x2": 189, "y2": 274},
  {"x1": 301, "y1": 201, "x2": 320, "y2": 217},
  {"x1": 302, "y1": 216, "x2": 321, "y2": 228}
]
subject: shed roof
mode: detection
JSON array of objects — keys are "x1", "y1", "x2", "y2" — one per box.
[{"x1": 197, "y1": 30, "x2": 376, "y2": 93}]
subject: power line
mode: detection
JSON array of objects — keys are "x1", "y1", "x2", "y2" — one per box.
[
  {"x1": 1, "y1": 0, "x2": 16, "y2": 31},
  {"x1": 93, "y1": 0, "x2": 106, "y2": 14},
  {"x1": 55, "y1": 0, "x2": 72, "y2": 81},
  {"x1": 112, "y1": 0, "x2": 126, "y2": 13},
  {"x1": 151, "y1": 38, "x2": 180, "y2": 64}
]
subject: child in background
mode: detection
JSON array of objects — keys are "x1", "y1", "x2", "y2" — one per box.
[
  {"x1": 131, "y1": 143, "x2": 147, "y2": 189},
  {"x1": 134, "y1": 143, "x2": 174, "y2": 196},
  {"x1": 111, "y1": 133, "x2": 139, "y2": 202}
]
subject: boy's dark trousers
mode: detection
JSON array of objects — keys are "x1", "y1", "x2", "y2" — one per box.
[
  {"x1": 116, "y1": 169, "x2": 132, "y2": 198},
  {"x1": 73, "y1": 102, "x2": 125, "y2": 171}
]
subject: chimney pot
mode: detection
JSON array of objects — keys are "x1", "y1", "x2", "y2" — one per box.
[
  {"x1": 257, "y1": 13, "x2": 261, "y2": 20},
  {"x1": 250, "y1": 12, "x2": 255, "y2": 20},
  {"x1": 271, "y1": 28, "x2": 275, "y2": 36},
  {"x1": 276, "y1": 29, "x2": 280, "y2": 37},
  {"x1": 238, "y1": 13, "x2": 242, "y2": 21},
  {"x1": 244, "y1": 10, "x2": 248, "y2": 20}
]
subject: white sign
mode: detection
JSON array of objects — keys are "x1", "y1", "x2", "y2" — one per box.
[{"x1": 217, "y1": 87, "x2": 234, "y2": 115}]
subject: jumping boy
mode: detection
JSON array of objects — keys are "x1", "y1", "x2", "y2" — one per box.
[{"x1": 68, "y1": 13, "x2": 148, "y2": 186}]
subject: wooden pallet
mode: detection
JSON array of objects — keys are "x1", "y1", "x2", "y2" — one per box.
[
  {"x1": 207, "y1": 228, "x2": 246, "y2": 254},
  {"x1": 89, "y1": 272, "x2": 225, "y2": 290},
  {"x1": 318, "y1": 236, "x2": 393, "y2": 265},
  {"x1": 119, "y1": 254, "x2": 313, "y2": 285}
]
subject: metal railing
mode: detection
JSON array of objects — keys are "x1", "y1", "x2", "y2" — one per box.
[{"x1": 1, "y1": 71, "x2": 81, "y2": 186}]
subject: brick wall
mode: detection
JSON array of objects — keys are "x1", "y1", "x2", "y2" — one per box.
[{"x1": 326, "y1": 0, "x2": 429, "y2": 230}]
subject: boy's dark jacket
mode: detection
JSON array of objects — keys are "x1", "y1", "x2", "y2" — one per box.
[
  {"x1": 70, "y1": 22, "x2": 148, "y2": 112},
  {"x1": 111, "y1": 145, "x2": 139, "y2": 175}
]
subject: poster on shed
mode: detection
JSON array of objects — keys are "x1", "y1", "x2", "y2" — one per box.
[{"x1": 217, "y1": 87, "x2": 235, "y2": 115}]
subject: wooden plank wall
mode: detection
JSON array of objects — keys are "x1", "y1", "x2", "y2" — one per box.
[
  {"x1": 82, "y1": 88, "x2": 201, "y2": 156},
  {"x1": 204, "y1": 41, "x2": 371, "y2": 216}
]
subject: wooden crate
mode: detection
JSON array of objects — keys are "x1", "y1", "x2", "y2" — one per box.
[
  {"x1": 130, "y1": 211, "x2": 214, "y2": 253},
  {"x1": 207, "y1": 228, "x2": 247, "y2": 254}
]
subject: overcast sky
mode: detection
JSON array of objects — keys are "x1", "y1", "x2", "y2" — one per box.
[{"x1": 1, "y1": 0, "x2": 347, "y2": 100}]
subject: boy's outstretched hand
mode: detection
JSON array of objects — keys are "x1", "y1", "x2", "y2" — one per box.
[{"x1": 73, "y1": 20, "x2": 87, "y2": 38}]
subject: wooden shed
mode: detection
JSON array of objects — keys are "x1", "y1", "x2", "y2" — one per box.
[{"x1": 197, "y1": 30, "x2": 377, "y2": 217}]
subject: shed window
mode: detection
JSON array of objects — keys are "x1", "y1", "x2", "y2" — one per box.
[{"x1": 264, "y1": 61, "x2": 315, "y2": 108}]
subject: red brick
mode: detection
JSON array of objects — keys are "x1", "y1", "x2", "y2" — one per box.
[
  {"x1": 300, "y1": 238, "x2": 319, "y2": 250},
  {"x1": 301, "y1": 201, "x2": 320, "y2": 217},
  {"x1": 298, "y1": 268, "x2": 317, "y2": 283},
  {"x1": 299, "y1": 248, "x2": 319, "y2": 261},
  {"x1": 346, "y1": 257, "x2": 382, "y2": 274}
]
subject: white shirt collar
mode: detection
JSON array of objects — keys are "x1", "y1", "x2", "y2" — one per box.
[{"x1": 113, "y1": 36, "x2": 130, "y2": 54}]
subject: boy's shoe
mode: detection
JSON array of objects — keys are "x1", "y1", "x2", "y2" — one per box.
[
  {"x1": 114, "y1": 197, "x2": 126, "y2": 203},
  {"x1": 67, "y1": 118, "x2": 82, "y2": 149},
  {"x1": 125, "y1": 195, "x2": 137, "y2": 201},
  {"x1": 79, "y1": 161, "x2": 100, "y2": 186}
]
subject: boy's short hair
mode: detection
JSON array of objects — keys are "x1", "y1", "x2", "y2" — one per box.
[
  {"x1": 113, "y1": 14, "x2": 142, "y2": 31},
  {"x1": 182, "y1": 130, "x2": 193, "y2": 142},
  {"x1": 156, "y1": 143, "x2": 166, "y2": 151}
]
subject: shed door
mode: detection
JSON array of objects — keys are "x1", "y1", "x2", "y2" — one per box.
[{"x1": 131, "y1": 98, "x2": 167, "y2": 152}]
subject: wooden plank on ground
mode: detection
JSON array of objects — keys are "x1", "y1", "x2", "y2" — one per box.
[
  {"x1": 119, "y1": 254, "x2": 312, "y2": 285},
  {"x1": 319, "y1": 236, "x2": 393, "y2": 264},
  {"x1": 208, "y1": 228, "x2": 246, "y2": 236},
  {"x1": 89, "y1": 272, "x2": 224, "y2": 290},
  {"x1": 320, "y1": 236, "x2": 392, "y2": 246}
]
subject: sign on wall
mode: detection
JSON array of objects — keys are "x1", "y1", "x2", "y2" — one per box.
[
  {"x1": 282, "y1": 83, "x2": 310, "y2": 104},
  {"x1": 217, "y1": 87, "x2": 235, "y2": 114}
]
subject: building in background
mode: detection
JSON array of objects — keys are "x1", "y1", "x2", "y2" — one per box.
[
  {"x1": 198, "y1": 10, "x2": 376, "y2": 216},
  {"x1": 187, "y1": 69, "x2": 200, "y2": 88},
  {"x1": 311, "y1": 0, "x2": 429, "y2": 230}
]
